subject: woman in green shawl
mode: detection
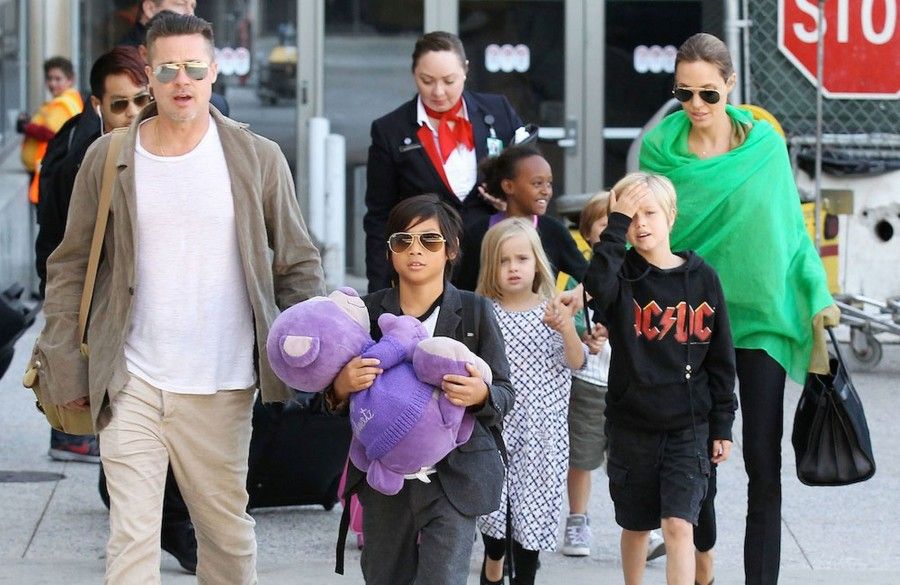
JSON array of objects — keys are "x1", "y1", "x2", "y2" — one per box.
[{"x1": 640, "y1": 33, "x2": 835, "y2": 585}]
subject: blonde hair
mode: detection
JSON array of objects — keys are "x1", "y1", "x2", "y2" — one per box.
[
  {"x1": 610, "y1": 172, "x2": 678, "y2": 220},
  {"x1": 476, "y1": 218, "x2": 556, "y2": 301},
  {"x1": 579, "y1": 190, "x2": 610, "y2": 241}
]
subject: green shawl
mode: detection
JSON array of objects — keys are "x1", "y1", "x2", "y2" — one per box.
[{"x1": 640, "y1": 105, "x2": 832, "y2": 383}]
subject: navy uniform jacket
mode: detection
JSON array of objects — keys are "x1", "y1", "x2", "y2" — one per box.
[{"x1": 363, "y1": 91, "x2": 523, "y2": 292}]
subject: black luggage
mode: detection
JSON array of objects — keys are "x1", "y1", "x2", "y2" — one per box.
[{"x1": 247, "y1": 392, "x2": 352, "y2": 510}]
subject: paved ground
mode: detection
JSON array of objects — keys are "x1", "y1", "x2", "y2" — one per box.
[{"x1": 2, "y1": 311, "x2": 898, "y2": 584}]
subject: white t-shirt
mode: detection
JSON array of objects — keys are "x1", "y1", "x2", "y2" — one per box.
[
  {"x1": 125, "y1": 116, "x2": 256, "y2": 394},
  {"x1": 417, "y1": 97, "x2": 477, "y2": 201}
]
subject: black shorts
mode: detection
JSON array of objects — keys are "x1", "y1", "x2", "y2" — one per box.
[{"x1": 606, "y1": 422, "x2": 710, "y2": 531}]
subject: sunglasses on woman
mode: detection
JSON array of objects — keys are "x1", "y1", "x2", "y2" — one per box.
[
  {"x1": 108, "y1": 93, "x2": 153, "y2": 114},
  {"x1": 387, "y1": 232, "x2": 446, "y2": 254},
  {"x1": 152, "y1": 61, "x2": 210, "y2": 84},
  {"x1": 672, "y1": 86, "x2": 721, "y2": 104}
]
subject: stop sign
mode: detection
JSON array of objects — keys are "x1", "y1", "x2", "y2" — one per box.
[{"x1": 778, "y1": 0, "x2": 899, "y2": 99}]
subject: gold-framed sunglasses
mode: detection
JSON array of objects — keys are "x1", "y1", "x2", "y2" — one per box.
[
  {"x1": 387, "y1": 231, "x2": 446, "y2": 254},
  {"x1": 152, "y1": 61, "x2": 210, "y2": 83},
  {"x1": 672, "y1": 86, "x2": 721, "y2": 104},
  {"x1": 109, "y1": 92, "x2": 153, "y2": 114}
]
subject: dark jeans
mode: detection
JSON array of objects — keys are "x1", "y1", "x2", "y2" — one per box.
[{"x1": 737, "y1": 348, "x2": 786, "y2": 585}]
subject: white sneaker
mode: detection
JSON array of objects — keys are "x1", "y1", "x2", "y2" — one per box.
[
  {"x1": 646, "y1": 529, "x2": 666, "y2": 561},
  {"x1": 561, "y1": 514, "x2": 592, "y2": 557}
]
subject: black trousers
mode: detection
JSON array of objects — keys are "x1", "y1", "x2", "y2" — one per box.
[
  {"x1": 738, "y1": 349, "x2": 787, "y2": 584},
  {"x1": 694, "y1": 457, "x2": 717, "y2": 553}
]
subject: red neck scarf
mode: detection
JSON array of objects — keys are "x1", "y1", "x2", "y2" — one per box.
[{"x1": 423, "y1": 99, "x2": 474, "y2": 163}]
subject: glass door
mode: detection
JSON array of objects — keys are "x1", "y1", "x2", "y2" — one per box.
[
  {"x1": 457, "y1": 0, "x2": 570, "y2": 197},
  {"x1": 448, "y1": 0, "x2": 605, "y2": 214}
]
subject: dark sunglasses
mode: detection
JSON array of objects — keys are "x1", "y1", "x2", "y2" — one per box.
[
  {"x1": 108, "y1": 93, "x2": 152, "y2": 114},
  {"x1": 387, "y1": 232, "x2": 446, "y2": 254},
  {"x1": 672, "y1": 86, "x2": 721, "y2": 104},
  {"x1": 152, "y1": 61, "x2": 210, "y2": 83}
]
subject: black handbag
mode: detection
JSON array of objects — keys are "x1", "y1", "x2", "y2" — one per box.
[{"x1": 792, "y1": 327, "x2": 876, "y2": 486}]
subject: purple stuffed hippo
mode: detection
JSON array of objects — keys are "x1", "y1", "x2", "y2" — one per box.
[{"x1": 266, "y1": 287, "x2": 489, "y2": 496}]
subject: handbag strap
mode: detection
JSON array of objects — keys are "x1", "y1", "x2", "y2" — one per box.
[
  {"x1": 78, "y1": 128, "x2": 127, "y2": 356},
  {"x1": 825, "y1": 326, "x2": 845, "y2": 371}
]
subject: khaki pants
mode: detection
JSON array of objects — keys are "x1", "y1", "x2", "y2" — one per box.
[{"x1": 99, "y1": 374, "x2": 257, "y2": 584}]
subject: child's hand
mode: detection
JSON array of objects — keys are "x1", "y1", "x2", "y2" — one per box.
[
  {"x1": 442, "y1": 363, "x2": 489, "y2": 408},
  {"x1": 543, "y1": 301, "x2": 574, "y2": 333},
  {"x1": 711, "y1": 439, "x2": 732, "y2": 464},
  {"x1": 583, "y1": 323, "x2": 608, "y2": 354},
  {"x1": 478, "y1": 183, "x2": 507, "y2": 212},
  {"x1": 609, "y1": 182, "x2": 649, "y2": 218},
  {"x1": 333, "y1": 357, "x2": 382, "y2": 402}
]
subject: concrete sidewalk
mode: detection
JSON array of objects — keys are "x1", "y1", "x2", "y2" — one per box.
[{"x1": 2, "y1": 312, "x2": 898, "y2": 584}]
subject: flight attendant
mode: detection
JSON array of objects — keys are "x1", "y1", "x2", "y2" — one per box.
[{"x1": 363, "y1": 30, "x2": 524, "y2": 292}]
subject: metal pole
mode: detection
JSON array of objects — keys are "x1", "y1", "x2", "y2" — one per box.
[
  {"x1": 814, "y1": 0, "x2": 825, "y2": 252},
  {"x1": 741, "y1": 0, "x2": 752, "y2": 104},
  {"x1": 725, "y1": 0, "x2": 742, "y2": 104}
]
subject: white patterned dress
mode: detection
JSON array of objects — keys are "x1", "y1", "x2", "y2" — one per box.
[{"x1": 477, "y1": 300, "x2": 584, "y2": 551}]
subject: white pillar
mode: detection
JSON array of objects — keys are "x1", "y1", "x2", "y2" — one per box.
[
  {"x1": 308, "y1": 116, "x2": 330, "y2": 243},
  {"x1": 324, "y1": 133, "x2": 346, "y2": 289}
]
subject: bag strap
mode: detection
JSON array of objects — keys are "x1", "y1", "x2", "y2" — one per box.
[
  {"x1": 825, "y1": 327, "x2": 845, "y2": 372},
  {"x1": 78, "y1": 128, "x2": 126, "y2": 357}
]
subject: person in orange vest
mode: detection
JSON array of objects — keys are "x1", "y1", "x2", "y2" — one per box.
[{"x1": 18, "y1": 56, "x2": 84, "y2": 204}]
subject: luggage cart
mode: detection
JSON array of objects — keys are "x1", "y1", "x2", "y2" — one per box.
[
  {"x1": 791, "y1": 133, "x2": 900, "y2": 371},
  {"x1": 832, "y1": 295, "x2": 900, "y2": 370}
]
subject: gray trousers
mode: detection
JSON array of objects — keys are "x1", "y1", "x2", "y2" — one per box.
[{"x1": 358, "y1": 474, "x2": 475, "y2": 585}]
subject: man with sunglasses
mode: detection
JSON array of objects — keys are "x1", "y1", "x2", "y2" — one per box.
[
  {"x1": 39, "y1": 13, "x2": 324, "y2": 583},
  {"x1": 120, "y1": 1, "x2": 231, "y2": 117},
  {"x1": 35, "y1": 45, "x2": 202, "y2": 576}
]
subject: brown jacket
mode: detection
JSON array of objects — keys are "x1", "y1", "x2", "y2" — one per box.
[{"x1": 39, "y1": 104, "x2": 325, "y2": 430}]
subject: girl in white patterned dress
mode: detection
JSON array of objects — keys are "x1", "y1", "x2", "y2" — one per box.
[{"x1": 475, "y1": 217, "x2": 587, "y2": 585}]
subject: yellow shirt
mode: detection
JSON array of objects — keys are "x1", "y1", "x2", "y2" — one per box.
[{"x1": 21, "y1": 87, "x2": 84, "y2": 172}]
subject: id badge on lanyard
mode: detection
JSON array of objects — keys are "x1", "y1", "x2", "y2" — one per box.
[{"x1": 485, "y1": 114, "x2": 503, "y2": 157}]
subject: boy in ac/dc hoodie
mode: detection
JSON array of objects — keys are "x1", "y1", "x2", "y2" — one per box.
[{"x1": 583, "y1": 172, "x2": 736, "y2": 585}]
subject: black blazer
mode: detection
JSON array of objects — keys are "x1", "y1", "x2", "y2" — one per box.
[
  {"x1": 363, "y1": 91, "x2": 524, "y2": 293},
  {"x1": 344, "y1": 284, "x2": 514, "y2": 517}
]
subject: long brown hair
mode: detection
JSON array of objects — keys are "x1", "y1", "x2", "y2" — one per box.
[{"x1": 675, "y1": 33, "x2": 734, "y2": 81}]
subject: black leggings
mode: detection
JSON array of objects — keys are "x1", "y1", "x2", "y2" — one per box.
[
  {"x1": 694, "y1": 349, "x2": 785, "y2": 583},
  {"x1": 737, "y1": 348, "x2": 787, "y2": 585},
  {"x1": 482, "y1": 533, "x2": 540, "y2": 585},
  {"x1": 694, "y1": 455, "x2": 717, "y2": 552}
]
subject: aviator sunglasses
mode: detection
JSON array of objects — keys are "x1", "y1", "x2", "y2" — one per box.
[
  {"x1": 672, "y1": 86, "x2": 721, "y2": 104},
  {"x1": 387, "y1": 232, "x2": 447, "y2": 254},
  {"x1": 152, "y1": 61, "x2": 210, "y2": 83},
  {"x1": 109, "y1": 93, "x2": 152, "y2": 114}
]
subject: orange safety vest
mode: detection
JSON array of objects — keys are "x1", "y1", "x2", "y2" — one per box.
[{"x1": 23, "y1": 88, "x2": 84, "y2": 204}]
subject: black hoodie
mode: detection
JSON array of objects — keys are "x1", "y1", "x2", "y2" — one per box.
[{"x1": 584, "y1": 212, "x2": 736, "y2": 441}]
